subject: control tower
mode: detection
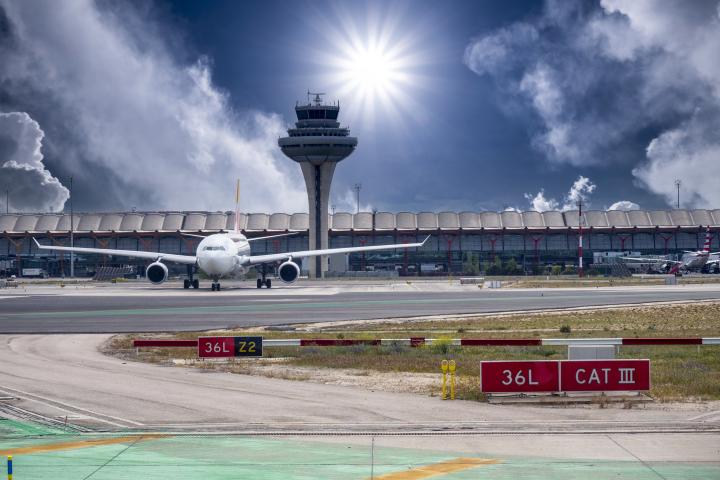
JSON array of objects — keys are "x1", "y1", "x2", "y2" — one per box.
[{"x1": 279, "y1": 92, "x2": 358, "y2": 278}]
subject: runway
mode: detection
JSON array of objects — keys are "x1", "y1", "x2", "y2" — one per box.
[{"x1": 2, "y1": 281, "x2": 720, "y2": 333}]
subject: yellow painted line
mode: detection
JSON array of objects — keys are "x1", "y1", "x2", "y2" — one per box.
[
  {"x1": 0, "y1": 434, "x2": 167, "y2": 456},
  {"x1": 372, "y1": 457, "x2": 499, "y2": 479}
]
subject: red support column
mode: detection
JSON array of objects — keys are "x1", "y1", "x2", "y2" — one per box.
[{"x1": 445, "y1": 235, "x2": 454, "y2": 274}]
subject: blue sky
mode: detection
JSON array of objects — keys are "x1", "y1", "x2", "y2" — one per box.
[{"x1": 1, "y1": 0, "x2": 718, "y2": 213}]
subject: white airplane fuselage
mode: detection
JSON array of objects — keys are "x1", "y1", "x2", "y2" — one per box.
[
  {"x1": 678, "y1": 251, "x2": 710, "y2": 271},
  {"x1": 196, "y1": 233, "x2": 251, "y2": 279}
]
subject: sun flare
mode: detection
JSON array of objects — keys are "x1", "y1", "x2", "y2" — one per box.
[{"x1": 314, "y1": 7, "x2": 428, "y2": 125}]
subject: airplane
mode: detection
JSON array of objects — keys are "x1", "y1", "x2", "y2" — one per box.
[
  {"x1": 621, "y1": 226, "x2": 720, "y2": 274},
  {"x1": 33, "y1": 181, "x2": 429, "y2": 291}
]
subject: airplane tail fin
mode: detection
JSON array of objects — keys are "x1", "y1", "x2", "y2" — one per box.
[
  {"x1": 703, "y1": 226, "x2": 712, "y2": 254},
  {"x1": 233, "y1": 179, "x2": 241, "y2": 234}
]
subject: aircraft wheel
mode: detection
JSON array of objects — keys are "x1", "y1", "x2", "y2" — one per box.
[
  {"x1": 183, "y1": 279, "x2": 190, "y2": 289},
  {"x1": 265, "y1": 279, "x2": 272, "y2": 289},
  {"x1": 192, "y1": 279, "x2": 199, "y2": 289},
  {"x1": 211, "y1": 283, "x2": 216, "y2": 291},
  {"x1": 257, "y1": 279, "x2": 263, "y2": 289}
]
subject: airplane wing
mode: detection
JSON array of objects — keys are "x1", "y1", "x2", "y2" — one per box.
[
  {"x1": 619, "y1": 257, "x2": 680, "y2": 264},
  {"x1": 32, "y1": 238, "x2": 197, "y2": 265},
  {"x1": 247, "y1": 232, "x2": 298, "y2": 243},
  {"x1": 246, "y1": 236, "x2": 430, "y2": 266}
]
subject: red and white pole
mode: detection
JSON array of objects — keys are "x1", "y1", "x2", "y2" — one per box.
[{"x1": 578, "y1": 200, "x2": 584, "y2": 278}]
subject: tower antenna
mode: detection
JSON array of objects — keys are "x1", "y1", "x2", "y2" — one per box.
[{"x1": 307, "y1": 90, "x2": 326, "y2": 105}]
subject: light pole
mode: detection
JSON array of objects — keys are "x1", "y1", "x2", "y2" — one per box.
[
  {"x1": 69, "y1": 176, "x2": 74, "y2": 278},
  {"x1": 353, "y1": 183, "x2": 362, "y2": 214},
  {"x1": 5, "y1": 190, "x2": 8, "y2": 214},
  {"x1": 674, "y1": 179, "x2": 681, "y2": 209},
  {"x1": 577, "y1": 200, "x2": 584, "y2": 278}
]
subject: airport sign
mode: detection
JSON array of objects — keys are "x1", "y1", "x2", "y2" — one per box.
[
  {"x1": 480, "y1": 359, "x2": 650, "y2": 393},
  {"x1": 480, "y1": 360, "x2": 560, "y2": 393},
  {"x1": 560, "y1": 360, "x2": 650, "y2": 392},
  {"x1": 198, "y1": 336, "x2": 263, "y2": 358}
]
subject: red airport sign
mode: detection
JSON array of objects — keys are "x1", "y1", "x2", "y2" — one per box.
[
  {"x1": 480, "y1": 361, "x2": 560, "y2": 393},
  {"x1": 480, "y1": 359, "x2": 650, "y2": 393},
  {"x1": 561, "y1": 360, "x2": 650, "y2": 392},
  {"x1": 198, "y1": 336, "x2": 263, "y2": 358}
]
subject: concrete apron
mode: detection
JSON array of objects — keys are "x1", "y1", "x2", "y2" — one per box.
[{"x1": 1, "y1": 421, "x2": 718, "y2": 480}]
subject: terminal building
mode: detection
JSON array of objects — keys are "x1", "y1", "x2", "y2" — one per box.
[{"x1": 1, "y1": 209, "x2": 719, "y2": 278}]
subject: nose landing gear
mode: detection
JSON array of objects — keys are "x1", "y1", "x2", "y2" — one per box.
[{"x1": 211, "y1": 282, "x2": 221, "y2": 291}]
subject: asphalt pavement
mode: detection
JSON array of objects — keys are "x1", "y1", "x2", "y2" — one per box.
[{"x1": 1, "y1": 281, "x2": 720, "y2": 333}]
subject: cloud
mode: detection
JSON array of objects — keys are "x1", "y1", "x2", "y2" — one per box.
[
  {"x1": 464, "y1": 0, "x2": 720, "y2": 207},
  {"x1": 332, "y1": 188, "x2": 374, "y2": 214},
  {"x1": 524, "y1": 175, "x2": 596, "y2": 212},
  {"x1": 0, "y1": 112, "x2": 69, "y2": 212},
  {"x1": 0, "y1": 0, "x2": 305, "y2": 212},
  {"x1": 633, "y1": 109, "x2": 720, "y2": 209},
  {"x1": 608, "y1": 200, "x2": 640, "y2": 211},
  {"x1": 524, "y1": 190, "x2": 558, "y2": 212}
]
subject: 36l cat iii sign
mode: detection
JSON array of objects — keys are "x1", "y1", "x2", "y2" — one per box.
[
  {"x1": 198, "y1": 336, "x2": 263, "y2": 358},
  {"x1": 480, "y1": 359, "x2": 650, "y2": 393}
]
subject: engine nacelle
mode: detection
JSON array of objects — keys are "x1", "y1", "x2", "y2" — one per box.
[
  {"x1": 146, "y1": 261, "x2": 168, "y2": 285},
  {"x1": 278, "y1": 260, "x2": 300, "y2": 284}
]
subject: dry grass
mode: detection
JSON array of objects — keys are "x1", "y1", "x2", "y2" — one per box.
[{"x1": 107, "y1": 302, "x2": 720, "y2": 401}]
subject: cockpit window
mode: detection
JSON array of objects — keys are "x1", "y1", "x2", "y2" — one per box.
[{"x1": 203, "y1": 246, "x2": 226, "y2": 251}]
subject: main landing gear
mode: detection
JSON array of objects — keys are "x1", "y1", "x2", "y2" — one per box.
[
  {"x1": 256, "y1": 264, "x2": 272, "y2": 288},
  {"x1": 183, "y1": 265, "x2": 199, "y2": 289}
]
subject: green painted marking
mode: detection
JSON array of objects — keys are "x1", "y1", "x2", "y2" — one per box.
[{"x1": 0, "y1": 423, "x2": 717, "y2": 480}]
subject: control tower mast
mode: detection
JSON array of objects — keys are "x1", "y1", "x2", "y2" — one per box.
[{"x1": 279, "y1": 92, "x2": 358, "y2": 278}]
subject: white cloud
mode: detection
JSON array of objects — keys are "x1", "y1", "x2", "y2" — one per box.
[
  {"x1": 0, "y1": 112, "x2": 69, "y2": 212},
  {"x1": 332, "y1": 188, "x2": 374, "y2": 214},
  {"x1": 633, "y1": 110, "x2": 720, "y2": 208},
  {"x1": 524, "y1": 175, "x2": 596, "y2": 212},
  {"x1": 608, "y1": 200, "x2": 640, "y2": 211},
  {"x1": 0, "y1": 0, "x2": 305, "y2": 212},
  {"x1": 524, "y1": 190, "x2": 558, "y2": 212}
]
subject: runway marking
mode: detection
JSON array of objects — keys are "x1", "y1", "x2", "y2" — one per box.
[
  {"x1": 6, "y1": 292, "x2": 719, "y2": 319},
  {"x1": 0, "y1": 434, "x2": 167, "y2": 455},
  {"x1": 0, "y1": 386, "x2": 144, "y2": 427},
  {"x1": 370, "y1": 457, "x2": 499, "y2": 479}
]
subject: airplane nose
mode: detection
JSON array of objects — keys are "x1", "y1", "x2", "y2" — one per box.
[{"x1": 199, "y1": 254, "x2": 232, "y2": 275}]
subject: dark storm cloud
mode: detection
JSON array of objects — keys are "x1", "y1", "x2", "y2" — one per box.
[
  {"x1": 464, "y1": 0, "x2": 720, "y2": 208},
  {"x1": 0, "y1": 0, "x2": 305, "y2": 213}
]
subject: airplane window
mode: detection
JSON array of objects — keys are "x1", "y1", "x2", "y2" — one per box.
[{"x1": 203, "y1": 246, "x2": 226, "y2": 251}]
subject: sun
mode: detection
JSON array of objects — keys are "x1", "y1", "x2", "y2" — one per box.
[
  {"x1": 311, "y1": 5, "x2": 428, "y2": 125},
  {"x1": 343, "y1": 46, "x2": 400, "y2": 95}
]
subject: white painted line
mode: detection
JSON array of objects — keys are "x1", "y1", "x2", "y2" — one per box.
[
  {"x1": 0, "y1": 386, "x2": 144, "y2": 427},
  {"x1": 543, "y1": 338, "x2": 622, "y2": 346},
  {"x1": 264, "y1": 339, "x2": 301, "y2": 346},
  {"x1": 688, "y1": 411, "x2": 720, "y2": 421}
]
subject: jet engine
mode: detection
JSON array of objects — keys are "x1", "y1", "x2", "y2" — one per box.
[
  {"x1": 278, "y1": 260, "x2": 300, "y2": 284},
  {"x1": 146, "y1": 261, "x2": 168, "y2": 284}
]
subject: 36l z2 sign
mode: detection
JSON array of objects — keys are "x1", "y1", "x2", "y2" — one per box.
[{"x1": 198, "y1": 336, "x2": 263, "y2": 358}]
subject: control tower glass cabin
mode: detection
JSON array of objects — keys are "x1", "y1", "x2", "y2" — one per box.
[{"x1": 279, "y1": 93, "x2": 358, "y2": 278}]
